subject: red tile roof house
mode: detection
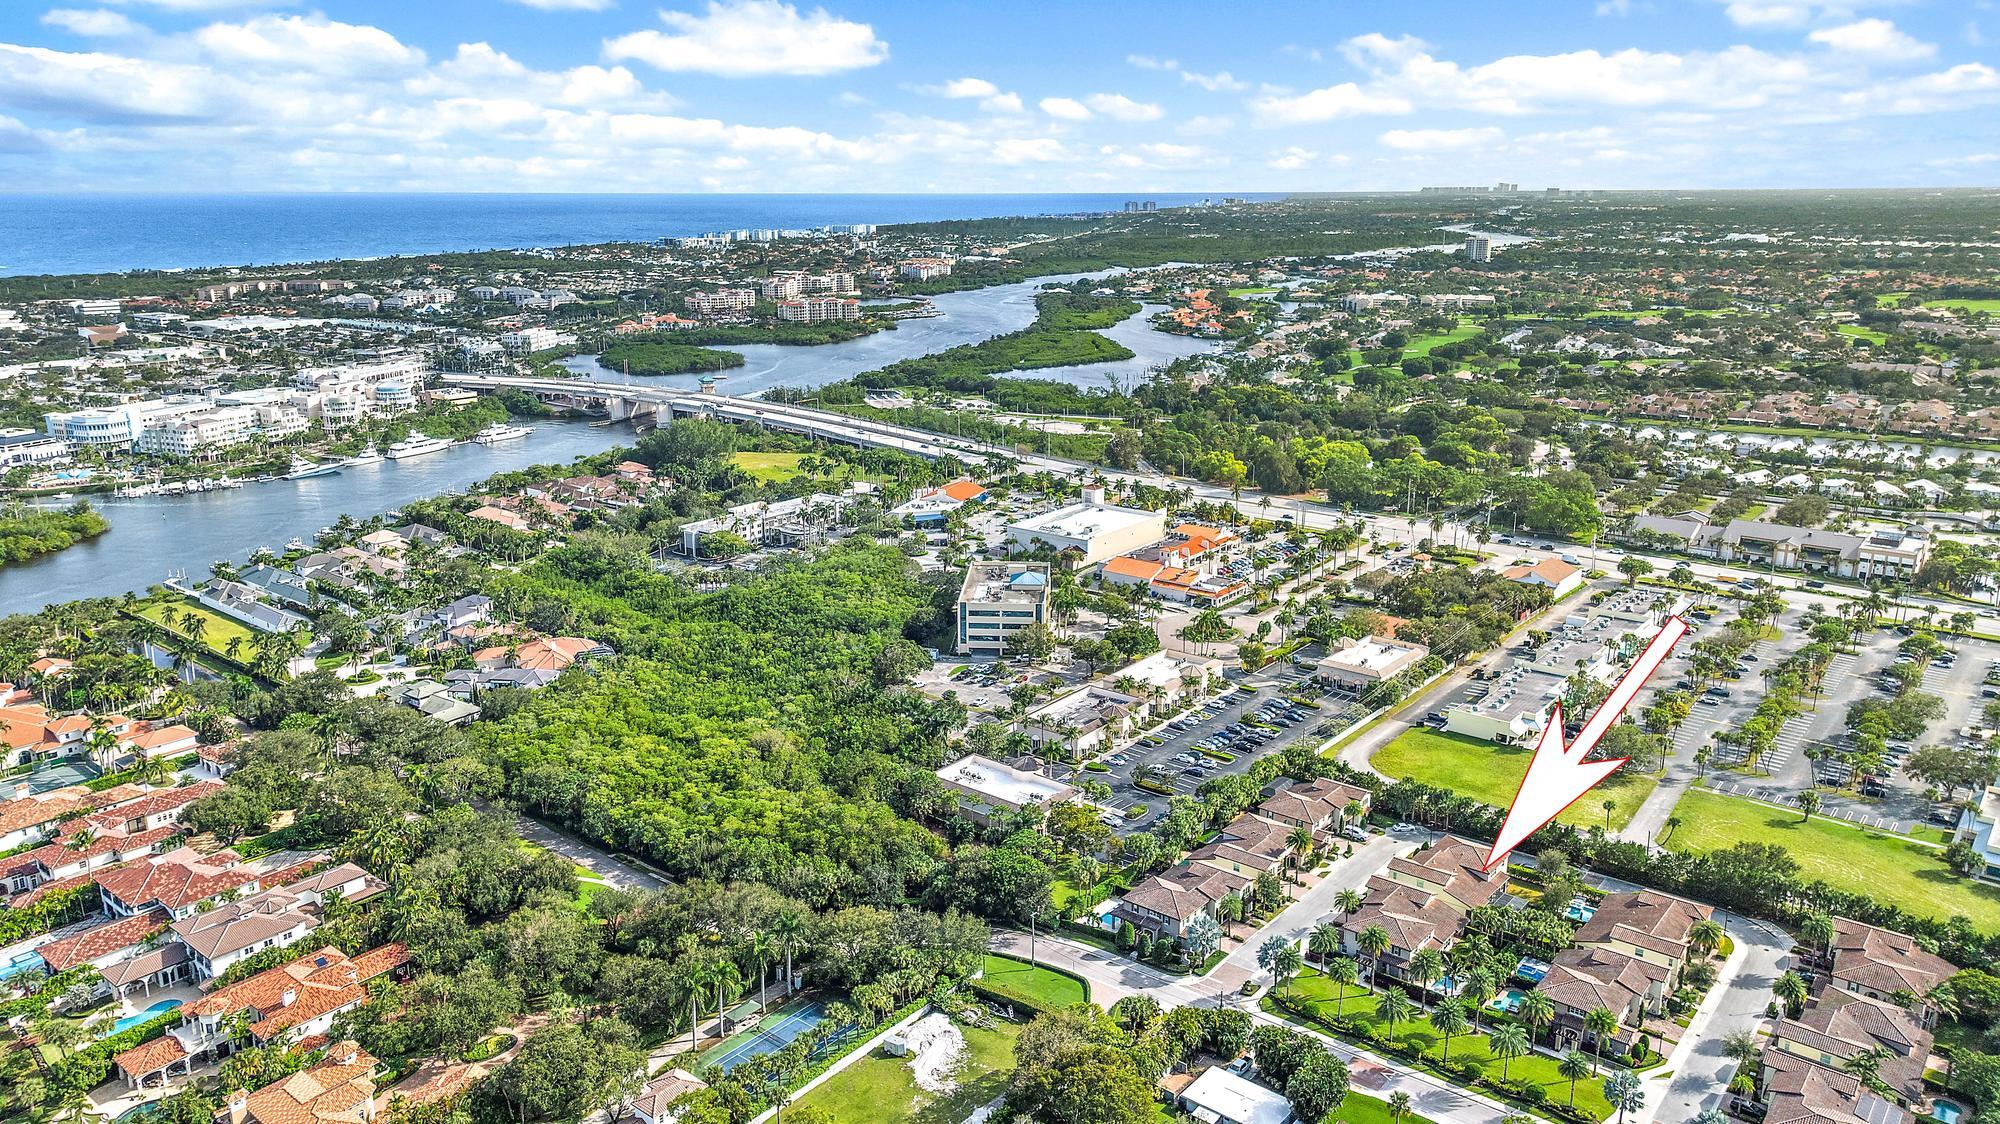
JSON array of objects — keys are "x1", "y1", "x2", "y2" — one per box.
[
  {"x1": 113, "y1": 944, "x2": 410, "y2": 1090},
  {"x1": 222, "y1": 1040, "x2": 382, "y2": 1124},
  {"x1": 0, "y1": 781, "x2": 149, "y2": 851},
  {"x1": 1113, "y1": 864, "x2": 1253, "y2": 941},
  {"x1": 1825, "y1": 918, "x2": 1956, "y2": 1024},
  {"x1": 172, "y1": 863, "x2": 387, "y2": 982},
  {"x1": 93, "y1": 846, "x2": 277, "y2": 921}
]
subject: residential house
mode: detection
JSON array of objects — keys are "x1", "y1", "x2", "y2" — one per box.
[
  {"x1": 1756, "y1": 1049, "x2": 1913, "y2": 1124},
  {"x1": 1826, "y1": 918, "x2": 1954, "y2": 1018},
  {"x1": 113, "y1": 944, "x2": 410, "y2": 1089},
  {"x1": 172, "y1": 863, "x2": 387, "y2": 982},
  {"x1": 219, "y1": 1041, "x2": 380, "y2": 1124},
  {"x1": 1339, "y1": 836, "x2": 1502, "y2": 983},
  {"x1": 1113, "y1": 864, "x2": 1252, "y2": 941},
  {"x1": 1572, "y1": 889, "x2": 1711, "y2": 978},
  {"x1": 628, "y1": 1069, "x2": 709, "y2": 1124},
  {"x1": 1501, "y1": 559, "x2": 1584, "y2": 598},
  {"x1": 1257, "y1": 778, "x2": 1372, "y2": 836},
  {"x1": 1188, "y1": 814, "x2": 1299, "y2": 881},
  {"x1": 1770, "y1": 990, "x2": 1932, "y2": 1107}
]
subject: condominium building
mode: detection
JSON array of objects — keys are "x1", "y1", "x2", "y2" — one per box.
[
  {"x1": 1465, "y1": 235, "x2": 1495, "y2": 262},
  {"x1": 45, "y1": 398, "x2": 211, "y2": 448},
  {"x1": 1342, "y1": 292, "x2": 1413, "y2": 312},
  {"x1": 956, "y1": 561, "x2": 1051, "y2": 656},
  {"x1": 759, "y1": 274, "x2": 804, "y2": 302},
  {"x1": 137, "y1": 406, "x2": 260, "y2": 459},
  {"x1": 776, "y1": 297, "x2": 860, "y2": 323},
  {"x1": 898, "y1": 259, "x2": 953, "y2": 281},
  {"x1": 1008, "y1": 488, "x2": 1168, "y2": 566},
  {"x1": 499, "y1": 327, "x2": 572, "y2": 354},
  {"x1": 685, "y1": 288, "x2": 757, "y2": 318}
]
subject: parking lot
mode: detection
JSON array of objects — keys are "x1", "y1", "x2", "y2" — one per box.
[{"x1": 1097, "y1": 652, "x2": 1374, "y2": 832}]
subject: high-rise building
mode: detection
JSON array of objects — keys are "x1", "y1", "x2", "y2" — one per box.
[{"x1": 1465, "y1": 235, "x2": 1495, "y2": 263}]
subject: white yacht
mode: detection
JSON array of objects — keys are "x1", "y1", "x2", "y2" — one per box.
[
  {"x1": 343, "y1": 444, "x2": 384, "y2": 466},
  {"x1": 282, "y1": 456, "x2": 341, "y2": 480},
  {"x1": 472, "y1": 422, "x2": 533, "y2": 445},
  {"x1": 385, "y1": 434, "x2": 453, "y2": 460}
]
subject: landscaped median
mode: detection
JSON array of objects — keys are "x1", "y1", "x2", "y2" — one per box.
[
  {"x1": 1663, "y1": 787, "x2": 2000, "y2": 929},
  {"x1": 1265, "y1": 966, "x2": 1615, "y2": 1123},
  {"x1": 1372, "y1": 728, "x2": 1657, "y2": 833}
]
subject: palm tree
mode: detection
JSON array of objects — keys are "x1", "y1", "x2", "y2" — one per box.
[
  {"x1": 1774, "y1": 970, "x2": 1810, "y2": 1017},
  {"x1": 1492, "y1": 1023, "x2": 1531, "y2": 1081},
  {"x1": 1462, "y1": 968, "x2": 1496, "y2": 1032},
  {"x1": 680, "y1": 961, "x2": 711, "y2": 1052},
  {"x1": 1377, "y1": 989, "x2": 1416, "y2": 1041},
  {"x1": 1273, "y1": 944, "x2": 1304, "y2": 996},
  {"x1": 1798, "y1": 789, "x2": 1821, "y2": 822},
  {"x1": 1308, "y1": 924, "x2": 1342, "y2": 964},
  {"x1": 1559, "y1": 1050, "x2": 1594, "y2": 1108},
  {"x1": 1387, "y1": 1092, "x2": 1412, "y2": 1122},
  {"x1": 1358, "y1": 925, "x2": 1391, "y2": 986},
  {"x1": 1286, "y1": 825, "x2": 1314, "y2": 883},
  {"x1": 1430, "y1": 998, "x2": 1468, "y2": 1062},
  {"x1": 710, "y1": 959, "x2": 741, "y2": 1027},
  {"x1": 1604, "y1": 1070, "x2": 1645, "y2": 1124},
  {"x1": 1689, "y1": 918, "x2": 1725, "y2": 959},
  {"x1": 1409, "y1": 947, "x2": 1445, "y2": 1007},
  {"x1": 1334, "y1": 887, "x2": 1364, "y2": 919},
  {"x1": 769, "y1": 910, "x2": 805, "y2": 992},
  {"x1": 747, "y1": 931, "x2": 776, "y2": 1009},
  {"x1": 1519, "y1": 990, "x2": 1556, "y2": 1044},
  {"x1": 1584, "y1": 1006, "x2": 1620, "y2": 1069},
  {"x1": 1602, "y1": 798, "x2": 1617, "y2": 830},
  {"x1": 1799, "y1": 913, "x2": 1836, "y2": 963},
  {"x1": 1324, "y1": 956, "x2": 1360, "y2": 1018}
]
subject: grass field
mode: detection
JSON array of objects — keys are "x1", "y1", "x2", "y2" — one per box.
[
  {"x1": 1922, "y1": 298, "x2": 2000, "y2": 314},
  {"x1": 1835, "y1": 324, "x2": 1890, "y2": 345},
  {"x1": 1372, "y1": 729, "x2": 1656, "y2": 831},
  {"x1": 977, "y1": 954, "x2": 1088, "y2": 1011},
  {"x1": 1664, "y1": 788, "x2": 2000, "y2": 929},
  {"x1": 729, "y1": 451, "x2": 810, "y2": 483},
  {"x1": 793, "y1": 1017, "x2": 1022, "y2": 1124},
  {"x1": 133, "y1": 597, "x2": 270, "y2": 661},
  {"x1": 1875, "y1": 292, "x2": 1912, "y2": 307},
  {"x1": 1338, "y1": 1091, "x2": 1440, "y2": 1124},
  {"x1": 1405, "y1": 323, "x2": 1482, "y2": 356},
  {"x1": 1279, "y1": 968, "x2": 1611, "y2": 1120}
]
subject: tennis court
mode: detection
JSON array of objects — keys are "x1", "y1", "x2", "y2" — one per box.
[
  {"x1": 702, "y1": 998, "x2": 832, "y2": 1073},
  {"x1": 23, "y1": 756, "x2": 102, "y2": 794}
]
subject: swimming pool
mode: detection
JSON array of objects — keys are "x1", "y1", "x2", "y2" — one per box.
[
  {"x1": 1563, "y1": 896, "x2": 1597, "y2": 922},
  {"x1": 1515, "y1": 956, "x2": 1551, "y2": 983},
  {"x1": 106, "y1": 1000, "x2": 182, "y2": 1037},
  {"x1": 1488, "y1": 988, "x2": 1528, "y2": 1014},
  {"x1": 1932, "y1": 1100, "x2": 1965, "y2": 1124}
]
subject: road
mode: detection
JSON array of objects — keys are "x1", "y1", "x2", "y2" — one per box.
[{"x1": 514, "y1": 812, "x2": 673, "y2": 890}]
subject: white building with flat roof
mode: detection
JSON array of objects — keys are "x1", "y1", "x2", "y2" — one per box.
[
  {"x1": 1008, "y1": 494, "x2": 1167, "y2": 566},
  {"x1": 1317, "y1": 635, "x2": 1429, "y2": 688},
  {"x1": 934, "y1": 754, "x2": 1079, "y2": 829},
  {"x1": 1177, "y1": 1067, "x2": 1295, "y2": 1124},
  {"x1": 1961, "y1": 786, "x2": 2000, "y2": 884},
  {"x1": 956, "y1": 561, "x2": 1050, "y2": 656}
]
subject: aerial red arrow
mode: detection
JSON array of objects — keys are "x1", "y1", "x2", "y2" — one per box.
[{"x1": 1482, "y1": 614, "x2": 1691, "y2": 871}]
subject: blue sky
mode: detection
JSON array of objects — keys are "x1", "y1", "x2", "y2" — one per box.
[{"x1": 0, "y1": 0, "x2": 1995, "y2": 192}]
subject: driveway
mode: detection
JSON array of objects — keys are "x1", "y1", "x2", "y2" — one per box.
[{"x1": 1641, "y1": 909, "x2": 1791, "y2": 1124}]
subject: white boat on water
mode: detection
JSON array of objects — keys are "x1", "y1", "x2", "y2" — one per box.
[
  {"x1": 343, "y1": 445, "x2": 384, "y2": 466},
  {"x1": 473, "y1": 423, "x2": 533, "y2": 445},
  {"x1": 385, "y1": 434, "x2": 453, "y2": 460},
  {"x1": 282, "y1": 456, "x2": 341, "y2": 480}
]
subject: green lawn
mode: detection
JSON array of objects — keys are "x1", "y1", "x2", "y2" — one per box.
[
  {"x1": 730, "y1": 451, "x2": 809, "y2": 483},
  {"x1": 1339, "y1": 1091, "x2": 1440, "y2": 1124},
  {"x1": 1279, "y1": 968, "x2": 1612, "y2": 1120},
  {"x1": 1405, "y1": 323, "x2": 1482, "y2": 356},
  {"x1": 134, "y1": 597, "x2": 270, "y2": 661},
  {"x1": 977, "y1": 954, "x2": 1088, "y2": 1011},
  {"x1": 1922, "y1": 298, "x2": 2000, "y2": 314},
  {"x1": 1835, "y1": 324, "x2": 1890, "y2": 345},
  {"x1": 1664, "y1": 789, "x2": 2000, "y2": 928},
  {"x1": 1372, "y1": 729, "x2": 1657, "y2": 831},
  {"x1": 793, "y1": 1017, "x2": 1022, "y2": 1124},
  {"x1": 1875, "y1": 292, "x2": 1912, "y2": 308}
]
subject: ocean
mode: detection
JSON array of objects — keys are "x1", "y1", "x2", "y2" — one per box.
[{"x1": 0, "y1": 192, "x2": 1276, "y2": 277}]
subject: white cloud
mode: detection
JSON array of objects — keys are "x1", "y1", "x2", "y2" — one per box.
[
  {"x1": 1833, "y1": 62, "x2": 2000, "y2": 114},
  {"x1": 1808, "y1": 19, "x2": 1934, "y2": 61},
  {"x1": 193, "y1": 15, "x2": 425, "y2": 77},
  {"x1": 0, "y1": 43, "x2": 223, "y2": 119},
  {"x1": 1126, "y1": 54, "x2": 1178, "y2": 70},
  {"x1": 100, "y1": 0, "x2": 293, "y2": 9},
  {"x1": 1928, "y1": 151, "x2": 2000, "y2": 167},
  {"x1": 1181, "y1": 69, "x2": 1248, "y2": 92},
  {"x1": 41, "y1": 10, "x2": 146, "y2": 36},
  {"x1": 1719, "y1": 1, "x2": 1815, "y2": 27},
  {"x1": 1595, "y1": 0, "x2": 1635, "y2": 14},
  {"x1": 506, "y1": 0, "x2": 617, "y2": 9},
  {"x1": 1268, "y1": 146, "x2": 1316, "y2": 170},
  {"x1": 991, "y1": 137, "x2": 1068, "y2": 164},
  {"x1": 604, "y1": 0, "x2": 887, "y2": 77},
  {"x1": 1038, "y1": 96, "x2": 1090, "y2": 120},
  {"x1": 1379, "y1": 125, "x2": 1506, "y2": 150},
  {"x1": 1083, "y1": 92, "x2": 1163, "y2": 121},
  {"x1": 1252, "y1": 83, "x2": 1412, "y2": 124},
  {"x1": 928, "y1": 76, "x2": 998, "y2": 99}
]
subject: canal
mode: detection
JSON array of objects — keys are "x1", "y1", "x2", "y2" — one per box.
[{"x1": 1, "y1": 275, "x2": 1222, "y2": 612}]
